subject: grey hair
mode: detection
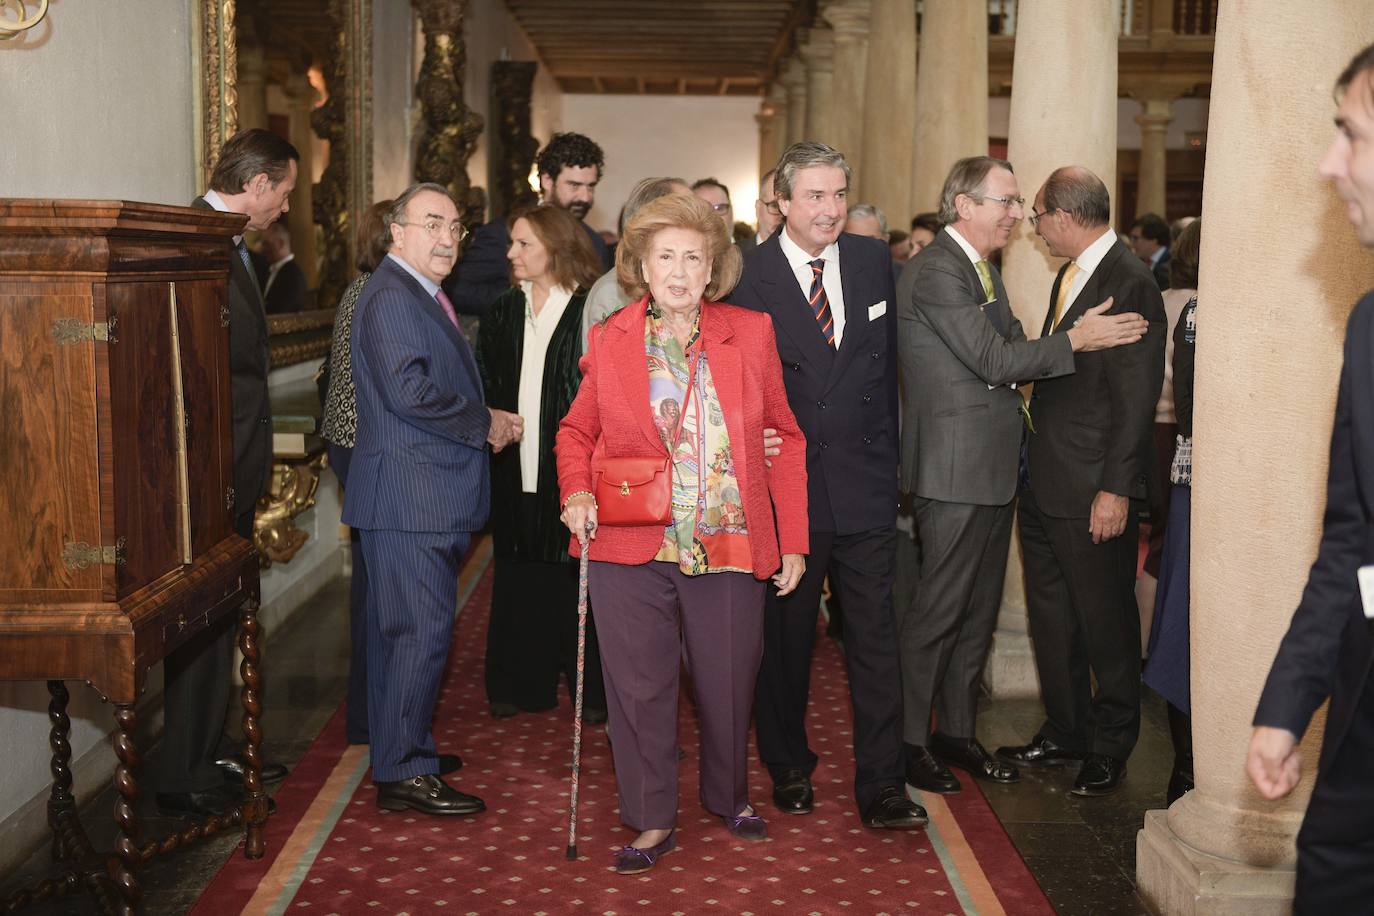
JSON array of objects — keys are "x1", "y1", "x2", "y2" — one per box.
[
  {"x1": 619, "y1": 176, "x2": 687, "y2": 233},
  {"x1": 773, "y1": 141, "x2": 852, "y2": 200},
  {"x1": 847, "y1": 203, "x2": 888, "y2": 235},
  {"x1": 385, "y1": 182, "x2": 454, "y2": 234},
  {"x1": 937, "y1": 156, "x2": 1014, "y2": 225},
  {"x1": 1042, "y1": 166, "x2": 1111, "y2": 228}
]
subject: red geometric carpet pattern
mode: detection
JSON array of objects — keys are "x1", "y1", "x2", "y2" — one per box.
[{"x1": 195, "y1": 539, "x2": 1052, "y2": 915}]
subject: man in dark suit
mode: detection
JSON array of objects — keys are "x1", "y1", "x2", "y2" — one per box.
[
  {"x1": 733, "y1": 141, "x2": 926, "y2": 830},
  {"x1": 746, "y1": 168, "x2": 783, "y2": 253},
  {"x1": 996, "y1": 166, "x2": 1166, "y2": 798},
  {"x1": 1248, "y1": 43, "x2": 1374, "y2": 911},
  {"x1": 344, "y1": 182, "x2": 521, "y2": 816},
  {"x1": 443, "y1": 132, "x2": 610, "y2": 315},
  {"x1": 255, "y1": 221, "x2": 309, "y2": 314},
  {"x1": 897, "y1": 156, "x2": 1147, "y2": 796},
  {"x1": 1129, "y1": 212, "x2": 1172, "y2": 291},
  {"x1": 161, "y1": 129, "x2": 298, "y2": 817}
]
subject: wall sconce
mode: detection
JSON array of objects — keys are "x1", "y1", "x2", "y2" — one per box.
[{"x1": 0, "y1": 0, "x2": 48, "y2": 40}]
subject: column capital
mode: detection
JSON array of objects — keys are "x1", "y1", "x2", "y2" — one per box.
[
  {"x1": 822, "y1": 0, "x2": 871, "y2": 43},
  {"x1": 796, "y1": 27, "x2": 836, "y2": 73},
  {"x1": 766, "y1": 80, "x2": 789, "y2": 106},
  {"x1": 1134, "y1": 95, "x2": 1175, "y2": 130},
  {"x1": 780, "y1": 55, "x2": 808, "y2": 91}
]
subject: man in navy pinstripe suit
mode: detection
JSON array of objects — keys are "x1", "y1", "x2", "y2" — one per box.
[{"x1": 343, "y1": 183, "x2": 522, "y2": 816}]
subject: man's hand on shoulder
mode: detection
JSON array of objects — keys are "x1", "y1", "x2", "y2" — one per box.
[
  {"x1": 487, "y1": 409, "x2": 524, "y2": 453},
  {"x1": 1246, "y1": 726, "x2": 1302, "y2": 800},
  {"x1": 1088, "y1": 490, "x2": 1129, "y2": 543},
  {"x1": 1067, "y1": 298, "x2": 1149, "y2": 352}
]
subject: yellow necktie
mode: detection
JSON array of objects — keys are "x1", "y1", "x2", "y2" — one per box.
[
  {"x1": 975, "y1": 259, "x2": 996, "y2": 302},
  {"x1": 1052, "y1": 262, "x2": 1082, "y2": 330}
]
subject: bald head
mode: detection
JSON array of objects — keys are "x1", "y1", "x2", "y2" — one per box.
[{"x1": 1041, "y1": 166, "x2": 1110, "y2": 228}]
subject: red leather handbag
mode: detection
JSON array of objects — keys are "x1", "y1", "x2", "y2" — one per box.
[{"x1": 593, "y1": 353, "x2": 697, "y2": 527}]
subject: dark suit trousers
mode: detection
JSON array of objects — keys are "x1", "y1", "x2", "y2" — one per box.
[
  {"x1": 361, "y1": 529, "x2": 470, "y2": 782},
  {"x1": 1018, "y1": 487, "x2": 1141, "y2": 759},
  {"x1": 328, "y1": 443, "x2": 371, "y2": 745},
  {"x1": 158, "y1": 510, "x2": 252, "y2": 792},
  {"x1": 756, "y1": 527, "x2": 905, "y2": 811},
  {"x1": 899, "y1": 499, "x2": 1013, "y2": 745},
  {"x1": 589, "y1": 561, "x2": 764, "y2": 831},
  {"x1": 1295, "y1": 675, "x2": 1374, "y2": 914}
]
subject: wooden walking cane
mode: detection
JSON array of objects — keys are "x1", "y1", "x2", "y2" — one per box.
[{"x1": 566, "y1": 525, "x2": 591, "y2": 860}]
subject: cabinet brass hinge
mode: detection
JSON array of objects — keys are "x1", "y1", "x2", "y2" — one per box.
[
  {"x1": 62, "y1": 536, "x2": 127, "y2": 570},
  {"x1": 226, "y1": 486, "x2": 236, "y2": 511},
  {"x1": 220, "y1": 303, "x2": 230, "y2": 327},
  {"x1": 51, "y1": 317, "x2": 118, "y2": 345}
]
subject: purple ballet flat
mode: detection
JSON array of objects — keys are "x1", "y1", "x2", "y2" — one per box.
[
  {"x1": 613, "y1": 830, "x2": 676, "y2": 875},
  {"x1": 722, "y1": 810, "x2": 768, "y2": 841}
]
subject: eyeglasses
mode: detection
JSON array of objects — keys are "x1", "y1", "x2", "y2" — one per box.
[
  {"x1": 1028, "y1": 208, "x2": 1052, "y2": 228},
  {"x1": 396, "y1": 218, "x2": 468, "y2": 241},
  {"x1": 706, "y1": 202, "x2": 731, "y2": 213},
  {"x1": 762, "y1": 200, "x2": 782, "y2": 216},
  {"x1": 980, "y1": 194, "x2": 1025, "y2": 210}
]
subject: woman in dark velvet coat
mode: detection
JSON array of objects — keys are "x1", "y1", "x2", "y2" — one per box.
[{"x1": 477, "y1": 205, "x2": 607, "y2": 719}]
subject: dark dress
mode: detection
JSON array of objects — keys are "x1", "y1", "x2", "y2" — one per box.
[{"x1": 476, "y1": 285, "x2": 606, "y2": 714}]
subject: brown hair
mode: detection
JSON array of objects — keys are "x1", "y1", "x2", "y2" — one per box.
[
  {"x1": 616, "y1": 193, "x2": 741, "y2": 302},
  {"x1": 356, "y1": 199, "x2": 392, "y2": 274},
  {"x1": 1169, "y1": 218, "x2": 1201, "y2": 291},
  {"x1": 209, "y1": 128, "x2": 299, "y2": 195},
  {"x1": 508, "y1": 204, "x2": 602, "y2": 291}
]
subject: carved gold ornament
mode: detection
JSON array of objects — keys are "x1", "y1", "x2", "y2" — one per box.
[{"x1": 0, "y1": 0, "x2": 48, "y2": 40}]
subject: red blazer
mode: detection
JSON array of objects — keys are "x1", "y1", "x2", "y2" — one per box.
[{"x1": 556, "y1": 296, "x2": 809, "y2": 577}]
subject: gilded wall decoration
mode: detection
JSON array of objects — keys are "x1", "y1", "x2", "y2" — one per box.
[
  {"x1": 413, "y1": 0, "x2": 487, "y2": 231},
  {"x1": 311, "y1": 0, "x2": 352, "y2": 313},
  {"x1": 488, "y1": 61, "x2": 539, "y2": 219},
  {"x1": 197, "y1": 0, "x2": 240, "y2": 185}
]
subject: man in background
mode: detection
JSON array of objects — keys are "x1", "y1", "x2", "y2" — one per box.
[
  {"x1": 1129, "y1": 212, "x2": 1172, "y2": 290},
  {"x1": 742, "y1": 168, "x2": 783, "y2": 253},
  {"x1": 444, "y1": 132, "x2": 611, "y2": 315},
  {"x1": 255, "y1": 221, "x2": 308, "y2": 314}
]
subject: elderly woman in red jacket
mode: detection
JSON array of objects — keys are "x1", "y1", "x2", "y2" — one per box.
[{"x1": 557, "y1": 193, "x2": 808, "y2": 874}]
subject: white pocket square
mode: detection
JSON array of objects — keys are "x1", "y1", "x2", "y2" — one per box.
[{"x1": 868, "y1": 300, "x2": 887, "y2": 320}]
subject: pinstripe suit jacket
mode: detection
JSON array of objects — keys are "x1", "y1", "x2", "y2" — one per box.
[{"x1": 341, "y1": 255, "x2": 492, "y2": 533}]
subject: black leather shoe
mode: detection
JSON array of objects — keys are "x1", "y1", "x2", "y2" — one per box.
[
  {"x1": 156, "y1": 784, "x2": 240, "y2": 818},
  {"x1": 583, "y1": 707, "x2": 608, "y2": 726},
  {"x1": 930, "y1": 734, "x2": 1019, "y2": 784},
  {"x1": 376, "y1": 774, "x2": 485, "y2": 816},
  {"x1": 216, "y1": 755, "x2": 289, "y2": 784},
  {"x1": 996, "y1": 734, "x2": 1085, "y2": 768},
  {"x1": 771, "y1": 768, "x2": 814, "y2": 815},
  {"x1": 861, "y1": 786, "x2": 929, "y2": 830},
  {"x1": 1071, "y1": 753, "x2": 1127, "y2": 797},
  {"x1": 904, "y1": 746, "x2": 961, "y2": 794},
  {"x1": 490, "y1": 702, "x2": 519, "y2": 719}
]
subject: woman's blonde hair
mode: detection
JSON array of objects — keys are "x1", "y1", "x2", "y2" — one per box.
[{"x1": 615, "y1": 193, "x2": 742, "y2": 302}]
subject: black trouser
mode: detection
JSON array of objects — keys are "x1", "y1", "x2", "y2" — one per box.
[
  {"x1": 158, "y1": 510, "x2": 251, "y2": 792},
  {"x1": 755, "y1": 526, "x2": 905, "y2": 811},
  {"x1": 328, "y1": 442, "x2": 371, "y2": 744},
  {"x1": 1018, "y1": 486, "x2": 1141, "y2": 760}
]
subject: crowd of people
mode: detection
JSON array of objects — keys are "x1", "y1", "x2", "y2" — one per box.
[{"x1": 167, "y1": 41, "x2": 1374, "y2": 904}]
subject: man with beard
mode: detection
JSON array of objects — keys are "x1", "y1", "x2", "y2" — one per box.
[
  {"x1": 344, "y1": 182, "x2": 522, "y2": 815},
  {"x1": 445, "y1": 132, "x2": 611, "y2": 315}
]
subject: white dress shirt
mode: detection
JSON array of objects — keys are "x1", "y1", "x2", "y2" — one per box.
[
  {"x1": 201, "y1": 189, "x2": 244, "y2": 246},
  {"x1": 518, "y1": 281, "x2": 573, "y2": 493},
  {"x1": 778, "y1": 226, "x2": 846, "y2": 347},
  {"x1": 1062, "y1": 227, "x2": 1119, "y2": 315},
  {"x1": 944, "y1": 225, "x2": 984, "y2": 272}
]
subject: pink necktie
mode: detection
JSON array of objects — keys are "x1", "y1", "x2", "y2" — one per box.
[{"x1": 435, "y1": 289, "x2": 460, "y2": 329}]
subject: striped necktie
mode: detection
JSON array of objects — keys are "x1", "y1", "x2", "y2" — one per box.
[{"x1": 808, "y1": 258, "x2": 835, "y2": 348}]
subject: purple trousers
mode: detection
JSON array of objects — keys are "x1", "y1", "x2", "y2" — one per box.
[{"x1": 589, "y1": 560, "x2": 766, "y2": 831}]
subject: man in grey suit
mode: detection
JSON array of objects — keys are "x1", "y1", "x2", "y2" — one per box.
[{"x1": 896, "y1": 156, "x2": 1147, "y2": 795}]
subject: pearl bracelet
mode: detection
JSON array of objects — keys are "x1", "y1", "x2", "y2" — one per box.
[{"x1": 563, "y1": 490, "x2": 596, "y2": 509}]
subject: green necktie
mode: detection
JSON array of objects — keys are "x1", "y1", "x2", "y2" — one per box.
[{"x1": 975, "y1": 259, "x2": 996, "y2": 302}]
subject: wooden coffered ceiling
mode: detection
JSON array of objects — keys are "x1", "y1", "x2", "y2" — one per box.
[{"x1": 503, "y1": 0, "x2": 814, "y2": 95}]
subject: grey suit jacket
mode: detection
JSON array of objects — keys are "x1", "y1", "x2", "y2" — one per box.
[{"x1": 896, "y1": 230, "x2": 1075, "y2": 505}]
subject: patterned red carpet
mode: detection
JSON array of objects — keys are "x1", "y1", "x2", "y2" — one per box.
[{"x1": 194, "y1": 540, "x2": 1052, "y2": 915}]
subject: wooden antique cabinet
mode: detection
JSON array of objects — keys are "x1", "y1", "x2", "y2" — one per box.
[{"x1": 0, "y1": 200, "x2": 267, "y2": 915}]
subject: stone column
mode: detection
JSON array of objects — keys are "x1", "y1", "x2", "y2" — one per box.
[
  {"x1": 236, "y1": 45, "x2": 269, "y2": 132},
  {"x1": 797, "y1": 28, "x2": 835, "y2": 144},
  {"x1": 911, "y1": 0, "x2": 988, "y2": 215},
  {"x1": 781, "y1": 56, "x2": 808, "y2": 147},
  {"x1": 283, "y1": 71, "x2": 319, "y2": 290},
  {"x1": 859, "y1": 0, "x2": 916, "y2": 229},
  {"x1": 760, "y1": 82, "x2": 789, "y2": 173},
  {"x1": 822, "y1": 0, "x2": 870, "y2": 184},
  {"x1": 1134, "y1": 93, "x2": 1174, "y2": 219},
  {"x1": 1136, "y1": 1, "x2": 1374, "y2": 912},
  {"x1": 986, "y1": 0, "x2": 1117, "y2": 698}
]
